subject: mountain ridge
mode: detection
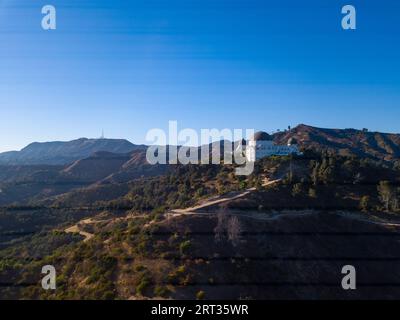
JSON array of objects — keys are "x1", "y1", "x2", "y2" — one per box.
[
  {"x1": 274, "y1": 124, "x2": 400, "y2": 161},
  {"x1": 2, "y1": 124, "x2": 400, "y2": 166},
  {"x1": 0, "y1": 138, "x2": 146, "y2": 165}
]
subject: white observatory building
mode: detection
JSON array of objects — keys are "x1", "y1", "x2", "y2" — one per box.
[{"x1": 245, "y1": 131, "x2": 302, "y2": 162}]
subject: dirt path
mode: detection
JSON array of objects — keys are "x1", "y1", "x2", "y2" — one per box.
[
  {"x1": 336, "y1": 211, "x2": 400, "y2": 228},
  {"x1": 64, "y1": 214, "x2": 149, "y2": 242},
  {"x1": 65, "y1": 225, "x2": 94, "y2": 242},
  {"x1": 65, "y1": 178, "x2": 280, "y2": 238},
  {"x1": 168, "y1": 179, "x2": 280, "y2": 217},
  {"x1": 64, "y1": 176, "x2": 400, "y2": 240},
  {"x1": 65, "y1": 218, "x2": 96, "y2": 242},
  {"x1": 234, "y1": 209, "x2": 400, "y2": 228},
  {"x1": 170, "y1": 190, "x2": 254, "y2": 214}
]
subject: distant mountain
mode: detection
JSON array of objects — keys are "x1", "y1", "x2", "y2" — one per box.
[
  {"x1": 0, "y1": 138, "x2": 145, "y2": 165},
  {"x1": 274, "y1": 124, "x2": 400, "y2": 161}
]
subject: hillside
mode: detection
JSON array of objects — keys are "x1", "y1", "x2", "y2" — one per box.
[
  {"x1": 3, "y1": 182, "x2": 400, "y2": 300},
  {"x1": 61, "y1": 151, "x2": 133, "y2": 183},
  {"x1": 275, "y1": 124, "x2": 400, "y2": 161},
  {"x1": 1, "y1": 151, "x2": 400, "y2": 300}
]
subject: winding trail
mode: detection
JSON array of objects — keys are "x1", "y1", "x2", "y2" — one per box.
[
  {"x1": 336, "y1": 211, "x2": 400, "y2": 228},
  {"x1": 168, "y1": 179, "x2": 280, "y2": 217},
  {"x1": 64, "y1": 176, "x2": 400, "y2": 241},
  {"x1": 64, "y1": 214, "x2": 147, "y2": 241},
  {"x1": 64, "y1": 176, "x2": 280, "y2": 239},
  {"x1": 65, "y1": 218, "x2": 95, "y2": 242}
]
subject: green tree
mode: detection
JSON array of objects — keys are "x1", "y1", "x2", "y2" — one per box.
[
  {"x1": 196, "y1": 290, "x2": 205, "y2": 300},
  {"x1": 378, "y1": 181, "x2": 393, "y2": 212},
  {"x1": 391, "y1": 188, "x2": 400, "y2": 212},
  {"x1": 292, "y1": 183, "x2": 303, "y2": 197},
  {"x1": 179, "y1": 240, "x2": 191, "y2": 255},
  {"x1": 311, "y1": 162, "x2": 320, "y2": 185},
  {"x1": 308, "y1": 188, "x2": 317, "y2": 198},
  {"x1": 359, "y1": 195, "x2": 370, "y2": 212}
]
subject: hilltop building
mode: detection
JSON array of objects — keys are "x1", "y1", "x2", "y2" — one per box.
[{"x1": 244, "y1": 131, "x2": 302, "y2": 162}]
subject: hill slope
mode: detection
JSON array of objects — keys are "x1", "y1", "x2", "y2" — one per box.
[{"x1": 275, "y1": 124, "x2": 400, "y2": 161}]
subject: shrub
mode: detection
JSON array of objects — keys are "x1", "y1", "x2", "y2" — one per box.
[
  {"x1": 136, "y1": 276, "x2": 150, "y2": 296},
  {"x1": 102, "y1": 291, "x2": 116, "y2": 300},
  {"x1": 179, "y1": 240, "x2": 191, "y2": 255},
  {"x1": 196, "y1": 290, "x2": 205, "y2": 300},
  {"x1": 176, "y1": 265, "x2": 186, "y2": 274},
  {"x1": 134, "y1": 265, "x2": 147, "y2": 272},
  {"x1": 359, "y1": 196, "x2": 370, "y2": 212},
  {"x1": 308, "y1": 188, "x2": 317, "y2": 198},
  {"x1": 292, "y1": 183, "x2": 303, "y2": 197},
  {"x1": 154, "y1": 286, "x2": 170, "y2": 298}
]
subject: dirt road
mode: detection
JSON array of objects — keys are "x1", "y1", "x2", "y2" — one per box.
[
  {"x1": 64, "y1": 177, "x2": 280, "y2": 239},
  {"x1": 65, "y1": 218, "x2": 95, "y2": 242},
  {"x1": 169, "y1": 179, "x2": 280, "y2": 217}
]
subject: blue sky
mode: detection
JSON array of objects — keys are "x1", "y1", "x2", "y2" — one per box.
[{"x1": 0, "y1": 0, "x2": 399, "y2": 151}]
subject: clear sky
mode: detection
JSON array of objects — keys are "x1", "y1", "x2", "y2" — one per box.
[{"x1": 0, "y1": 0, "x2": 399, "y2": 152}]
